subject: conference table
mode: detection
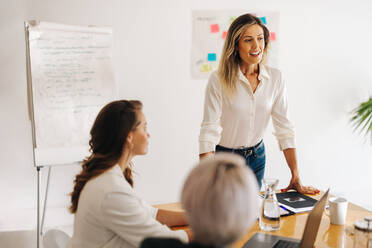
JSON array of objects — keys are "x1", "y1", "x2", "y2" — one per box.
[{"x1": 154, "y1": 193, "x2": 372, "y2": 248}]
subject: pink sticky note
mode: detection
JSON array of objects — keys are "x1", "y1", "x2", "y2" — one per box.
[
  {"x1": 210, "y1": 24, "x2": 219, "y2": 33},
  {"x1": 222, "y1": 31, "x2": 227, "y2": 39},
  {"x1": 270, "y1": 32, "x2": 276, "y2": 41}
]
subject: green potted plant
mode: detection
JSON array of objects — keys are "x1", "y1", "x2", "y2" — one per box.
[{"x1": 351, "y1": 96, "x2": 372, "y2": 142}]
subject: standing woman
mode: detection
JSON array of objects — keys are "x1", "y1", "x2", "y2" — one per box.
[
  {"x1": 199, "y1": 13, "x2": 318, "y2": 193},
  {"x1": 68, "y1": 100, "x2": 190, "y2": 248}
]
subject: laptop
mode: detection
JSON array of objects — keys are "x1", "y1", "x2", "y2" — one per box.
[{"x1": 243, "y1": 189, "x2": 329, "y2": 248}]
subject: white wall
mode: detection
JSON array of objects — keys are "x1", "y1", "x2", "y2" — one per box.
[{"x1": 1, "y1": 0, "x2": 371, "y2": 243}]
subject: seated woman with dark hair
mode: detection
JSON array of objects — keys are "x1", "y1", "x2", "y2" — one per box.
[
  {"x1": 141, "y1": 153, "x2": 260, "y2": 248},
  {"x1": 68, "y1": 100, "x2": 190, "y2": 248}
]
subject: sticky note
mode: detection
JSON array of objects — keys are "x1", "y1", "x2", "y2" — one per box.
[
  {"x1": 270, "y1": 32, "x2": 276, "y2": 41},
  {"x1": 229, "y1": 17, "x2": 236, "y2": 24},
  {"x1": 260, "y1": 17, "x2": 267, "y2": 25},
  {"x1": 222, "y1": 31, "x2": 227, "y2": 39},
  {"x1": 207, "y1": 53, "x2": 217, "y2": 61},
  {"x1": 210, "y1": 24, "x2": 219, "y2": 33},
  {"x1": 201, "y1": 64, "x2": 212, "y2": 72}
]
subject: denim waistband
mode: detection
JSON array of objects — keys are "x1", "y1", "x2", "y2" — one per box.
[{"x1": 216, "y1": 140, "x2": 263, "y2": 157}]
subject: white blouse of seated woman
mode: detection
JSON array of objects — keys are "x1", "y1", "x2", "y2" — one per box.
[{"x1": 68, "y1": 100, "x2": 191, "y2": 248}]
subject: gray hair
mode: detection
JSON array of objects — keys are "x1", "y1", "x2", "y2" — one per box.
[{"x1": 181, "y1": 153, "x2": 259, "y2": 247}]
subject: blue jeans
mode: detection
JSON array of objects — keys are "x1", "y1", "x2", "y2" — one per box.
[{"x1": 216, "y1": 140, "x2": 266, "y2": 189}]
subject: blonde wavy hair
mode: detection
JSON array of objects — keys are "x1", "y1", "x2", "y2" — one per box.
[{"x1": 218, "y1": 13, "x2": 270, "y2": 98}]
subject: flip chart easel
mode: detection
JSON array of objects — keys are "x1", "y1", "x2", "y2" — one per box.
[{"x1": 24, "y1": 21, "x2": 116, "y2": 248}]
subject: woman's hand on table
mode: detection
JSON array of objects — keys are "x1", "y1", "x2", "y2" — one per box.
[{"x1": 281, "y1": 176, "x2": 320, "y2": 195}]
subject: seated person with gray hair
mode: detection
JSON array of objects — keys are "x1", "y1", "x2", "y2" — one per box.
[{"x1": 141, "y1": 153, "x2": 260, "y2": 248}]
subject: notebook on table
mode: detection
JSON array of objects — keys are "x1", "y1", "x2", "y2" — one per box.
[
  {"x1": 276, "y1": 191, "x2": 318, "y2": 214},
  {"x1": 244, "y1": 189, "x2": 329, "y2": 248}
]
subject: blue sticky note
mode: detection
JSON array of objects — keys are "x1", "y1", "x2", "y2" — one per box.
[
  {"x1": 260, "y1": 17, "x2": 267, "y2": 24},
  {"x1": 207, "y1": 53, "x2": 217, "y2": 61}
]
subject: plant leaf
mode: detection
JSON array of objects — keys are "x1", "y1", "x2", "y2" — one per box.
[{"x1": 350, "y1": 97, "x2": 372, "y2": 140}]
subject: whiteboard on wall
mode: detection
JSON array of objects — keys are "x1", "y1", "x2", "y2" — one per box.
[
  {"x1": 191, "y1": 10, "x2": 280, "y2": 79},
  {"x1": 25, "y1": 21, "x2": 117, "y2": 166}
]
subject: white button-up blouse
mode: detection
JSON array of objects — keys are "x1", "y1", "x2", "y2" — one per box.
[
  {"x1": 68, "y1": 165, "x2": 188, "y2": 248},
  {"x1": 199, "y1": 64, "x2": 295, "y2": 154}
]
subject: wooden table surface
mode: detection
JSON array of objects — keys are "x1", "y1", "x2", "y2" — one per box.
[{"x1": 154, "y1": 194, "x2": 372, "y2": 248}]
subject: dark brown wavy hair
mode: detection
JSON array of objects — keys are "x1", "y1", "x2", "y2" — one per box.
[{"x1": 69, "y1": 100, "x2": 143, "y2": 213}]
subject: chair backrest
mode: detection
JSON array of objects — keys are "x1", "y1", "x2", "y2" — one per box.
[{"x1": 43, "y1": 229, "x2": 70, "y2": 248}]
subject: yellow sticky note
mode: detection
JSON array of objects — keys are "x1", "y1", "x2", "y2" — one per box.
[{"x1": 201, "y1": 64, "x2": 212, "y2": 72}]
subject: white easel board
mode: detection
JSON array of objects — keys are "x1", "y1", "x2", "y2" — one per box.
[{"x1": 25, "y1": 21, "x2": 117, "y2": 166}]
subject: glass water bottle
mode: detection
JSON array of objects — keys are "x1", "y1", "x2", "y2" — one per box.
[{"x1": 259, "y1": 178, "x2": 281, "y2": 231}]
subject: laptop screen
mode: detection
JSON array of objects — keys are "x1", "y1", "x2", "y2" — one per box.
[{"x1": 299, "y1": 189, "x2": 329, "y2": 248}]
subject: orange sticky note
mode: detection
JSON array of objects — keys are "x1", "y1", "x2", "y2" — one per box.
[
  {"x1": 222, "y1": 31, "x2": 227, "y2": 39},
  {"x1": 270, "y1": 32, "x2": 276, "y2": 41},
  {"x1": 210, "y1": 24, "x2": 219, "y2": 33}
]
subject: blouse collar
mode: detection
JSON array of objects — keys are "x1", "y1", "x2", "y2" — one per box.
[
  {"x1": 238, "y1": 63, "x2": 270, "y2": 83},
  {"x1": 110, "y1": 164, "x2": 125, "y2": 176}
]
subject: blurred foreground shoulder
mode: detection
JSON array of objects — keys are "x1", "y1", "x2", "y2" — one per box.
[
  {"x1": 141, "y1": 238, "x2": 219, "y2": 248},
  {"x1": 141, "y1": 238, "x2": 186, "y2": 248}
]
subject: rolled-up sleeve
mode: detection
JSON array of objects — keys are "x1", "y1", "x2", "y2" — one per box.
[
  {"x1": 101, "y1": 192, "x2": 188, "y2": 247},
  {"x1": 271, "y1": 72, "x2": 296, "y2": 151},
  {"x1": 199, "y1": 72, "x2": 223, "y2": 154}
]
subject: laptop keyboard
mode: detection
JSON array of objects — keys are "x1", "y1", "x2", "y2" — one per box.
[{"x1": 273, "y1": 240, "x2": 300, "y2": 248}]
